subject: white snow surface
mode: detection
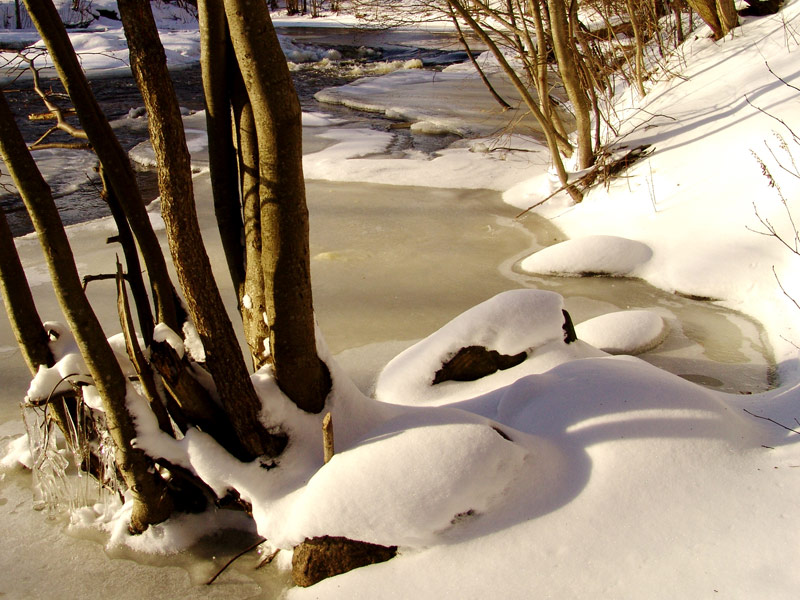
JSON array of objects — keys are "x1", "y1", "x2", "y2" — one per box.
[
  {"x1": 575, "y1": 309, "x2": 668, "y2": 355},
  {"x1": 520, "y1": 234, "x2": 653, "y2": 276},
  {"x1": 1, "y1": 2, "x2": 800, "y2": 600}
]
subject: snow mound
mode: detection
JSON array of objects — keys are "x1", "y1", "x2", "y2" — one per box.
[
  {"x1": 575, "y1": 310, "x2": 668, "y2": 355},
  {"x1": 0, "y1": 435, "x2": 31, "y2": 470},
  {"x1": 520, "y1": 235, "x2": 652, "y2": 276},
  {"x1": 283, "y1": 411, "x2": 530, "y2": 547},
  {"x1": 375, "y1": 290, "x2": 593, "y2": 406}
]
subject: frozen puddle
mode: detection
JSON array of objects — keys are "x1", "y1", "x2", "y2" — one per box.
[
  {"x1": 515, "y1": 274, "x2": 774, "y2": 394},
  {"x1": 306, "y1": 180, "x2": 774, "y2": 395}
]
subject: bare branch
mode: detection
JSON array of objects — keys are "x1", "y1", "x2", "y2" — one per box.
[
  {"x1": 206, "y1": 537, "x2": 267, "y2": 585},
  {"x1": 772, "y1": 266, "x2": 800, "y2": 313},
  {"x1": 743, "y1": 408, "x2": 800, "y2": 436}
]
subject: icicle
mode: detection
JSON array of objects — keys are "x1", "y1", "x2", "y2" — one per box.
[
  {"x1": 22, "y1": 392, "x2": 124, "y2": 520},
  {"x1": 23, "y1": 404, "x2": 70, "y2": 518}
]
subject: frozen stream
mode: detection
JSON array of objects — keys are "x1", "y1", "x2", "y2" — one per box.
[{"x1": 304, "y1": 180, "x2": 774, "y2": 396}]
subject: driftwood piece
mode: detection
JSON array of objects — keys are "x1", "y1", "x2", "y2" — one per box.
[
  {"x1": 116, "y1": 261, "x2": 174, "y2": 436},
  {"x1": 292, "y1": 536, "x2": 397, "y2": 587},
  {"x1": 148, "y1": 340, "x2": 261, "y2": 461}
]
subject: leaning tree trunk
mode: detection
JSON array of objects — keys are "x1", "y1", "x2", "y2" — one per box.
[
  {"x1": 0, "y1": 90, "x2": 172, "y2": 534},
  {"x1": 115, "y1": 0, "x2": 286, "y2": 459},
  {"x1": 22, "y1": 0, "x2": 180, "y2": 333},
  {"x1": 224, "y1": 0, "x2": 332, "y2": 413},
  {"x1": 446, "y1": 0, "x2": 582, "y2": 203},
  {"x1": 626, "y1": 0, "x2": 648, "y2": 97},
  {"x1": 526, "y1": 0, "x2": 571, "y2": 146},
  {"x1": 448, "y1": 4, "x2": 510, "y2": 110},
  {"x1": 0, "y1": 207, "x2": 54, "y2": 373}
]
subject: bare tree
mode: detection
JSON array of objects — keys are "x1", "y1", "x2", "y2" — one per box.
[{"x1": 22, "y1": 0, "x2": 182, "y2": 334}]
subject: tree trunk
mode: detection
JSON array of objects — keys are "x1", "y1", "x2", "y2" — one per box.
[
  {"x1": 22, "y1": 0, "x2": 180, "y2": 333},
  {"x1": 233, "y1": 77, "x2": 272, "y2": 371},
  {"x1": 716, "y1": 0, "x2": 739, "y2": 35},
  {"x1": 448, "y1": 6, "x2": 511, "y2": 110},
  {"x1": 116, "y1": 0, "x2": 286, "y2": 459},
  {"x1": 99, "y1": 167, "x2": 156, "y2": 346},
  {"x1": 686, "y1": 0, "x2": 738, "y2": 38},
  {"x1": 527, "y1": 0, "x2": 571, "y2": 146},
  {"x1": 224, "y1": 0, "x2": 331, "y2": 413},
  {"x1": 626, "y1": 0, "x2": 648, "y2": 97},
  {"x1": 0, "y1": 207, "x2": 53, "y2": 373},
  {"x1": 0, "y1": 89, "x2": 172, "y2": 534},
  {"x1": 198, "y1": 0, "x2": 246, "y2": 301},
  {"x1": 546, "y1": 0, "x2": 594, "y2": 169}
]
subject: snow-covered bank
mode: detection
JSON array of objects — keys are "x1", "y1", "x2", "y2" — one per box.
[
  {"x1": 1, "y1": 2, "x2": 800, "y2": 600},
  {"x1": 506, "y1": 6, "x2": 800, "y2": 381}
]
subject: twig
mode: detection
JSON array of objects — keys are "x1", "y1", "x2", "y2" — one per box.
[
  {"x1": 322, "y1": 412, "x2": 334, "y2": 464},
  {"x1": 206, "y1": 537, "x2": 267, "y2": 585},
  {"x1": 256, "y1": 548, "x2": 280, "y2": 569},
  {"x1": 30, "y1": 141, "x2": 92, "y2": 151},
  {"x1": 743, "y1": 408, "x2": 800, "y2": 435},
  {"x1": 772, "y1": 266, "x2": 800, "y2": 313},
  {"x1": 764, "y1": 61, "x2": 800, "y2": 95},
  {"x1": 515, "y1": 145, "x2": 652, "y2": 219},
  {"x1": 26, "y1": 372, "x2": 80, "y2": 407},
  {"x1": 745, "y1": 95, "x2": 800, "y2": 144},
  {"x1": 515, "y1": 182, "x2": 572, "y2": 219},
  {"x1": 82, "y1": 273, "x2": 123, "y2": 290}
]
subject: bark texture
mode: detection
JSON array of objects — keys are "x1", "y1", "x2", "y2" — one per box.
[
  {"x1": 224, "y1": 0, "x2": 331, "y2": 412},
  {"x1": 0, "y1": 207, "x2": 54, "y2": 373},
  {"x1": 198, "y1": 0, "x2": 246, "y2": 299},
  {"x1": 686, "y1": 0, "x2": 739, "y2": 38},
  {"x1": 116, "y1": 0, "x2": 286, "y2": 459},
  {"x1": 547, "y1": 0, "x2": 594, "y2": 169}
]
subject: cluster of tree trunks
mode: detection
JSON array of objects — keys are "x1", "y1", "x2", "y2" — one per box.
[{"x1": 1, "y1": 0, "x2": 329, "y2": 533}]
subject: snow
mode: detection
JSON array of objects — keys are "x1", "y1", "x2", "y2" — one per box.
[
  {"x1": 1, "y1": 1, "x2": 800, "y2": 599},
  {"x1": 152, "y1": 322, "x2": 185, "y2": 358},
  {"x1": 374, "y1": 289, "x2": 593, "y2": 406},
  {"x1": 575, "y1": 309, "x2": 668, "y2": 355},
  {"x1": 520, "y1": 234, "x2": 653, "y2": 276}
]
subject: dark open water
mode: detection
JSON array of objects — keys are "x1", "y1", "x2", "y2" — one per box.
[{"x1": 0, "y1": 28, "x2": 470, "y2": 236}]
